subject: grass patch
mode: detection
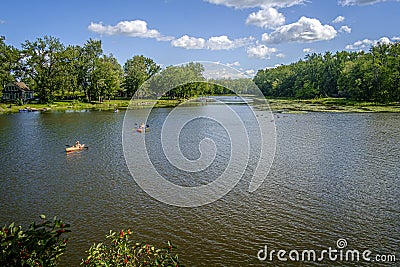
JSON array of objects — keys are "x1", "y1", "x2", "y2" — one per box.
[
  {"x1": 2, "y1": 97, "x2": 399, "y2": 114},
  {"x1": 263, "y1": 97, "x2": 400, "y2": 113},
  {"x1": 0, "y1": 98, "x2": 183, "y2": 114}
]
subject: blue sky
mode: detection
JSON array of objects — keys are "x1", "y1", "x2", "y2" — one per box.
[{"x1": 1, "y1": 0, "x2": 399, "y2": 76}]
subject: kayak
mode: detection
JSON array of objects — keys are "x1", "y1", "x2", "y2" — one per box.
[
  {"x1": 137, "y1": 128, "x2": 150, "y2": 133},
  {"x1": 66, "y1": 144, "x2": 85, "y2": 152}
]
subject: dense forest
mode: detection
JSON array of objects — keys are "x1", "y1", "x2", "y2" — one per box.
[
  {"x1": 1, "y1": 35, "x2": 399, "y2": 104},
  {"x1": 253, "y1": 42, "x2": 400, "y2": 103},
  {"x1": 0, "y1": 35, "x2": 255, "y2": 103},
  {"x1": 0, "y1": 36, "x2": 154, "y2": 103}
]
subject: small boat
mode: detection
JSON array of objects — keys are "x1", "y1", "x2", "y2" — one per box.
[
  {"x1": 66, "y1": 144, "x2": 85, "y2": 152},
  {"x1": 137, "y1": 127, "x2": 150, "y2": 133},
  {"x1": 136, "y1": 123, "x2": 150, "y2": 133}
]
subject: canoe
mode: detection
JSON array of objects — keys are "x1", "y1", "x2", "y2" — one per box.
[{"x1": 66, "y1": 144, "x2": 85, "y2": 152}]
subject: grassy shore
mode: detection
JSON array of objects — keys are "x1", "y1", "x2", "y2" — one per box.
[
  {"x1": 1, "y1": 97, "x2": 399, "y2": 114},
  {"x1": 264, "y1": 98, "x2": 400, "y2": 113},
  {"x1": 0, "y1": 99, "x2": 181, "y2": 114}
]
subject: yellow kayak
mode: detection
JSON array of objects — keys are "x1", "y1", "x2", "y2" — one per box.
[{"x1": 66, "y1": 144, "x2": 85, "y2": 152}]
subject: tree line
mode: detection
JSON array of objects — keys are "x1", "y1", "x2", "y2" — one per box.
[
  {"x1": 0, "y1": 35, "x2": 258, "y2": 103},
  {"x1": 5, "y1": 35, "x2": 397, "y2": 104},
  {"x1": 253, "y1": 42, "x2": 400, "y2": 103},
  {"x1": 0, "y1": 36, "x2": 164, "y2": 103}
]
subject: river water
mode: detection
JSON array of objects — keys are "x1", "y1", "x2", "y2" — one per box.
[{"x1": 0, "y1": 101, "x2": 399, "y2": 266}]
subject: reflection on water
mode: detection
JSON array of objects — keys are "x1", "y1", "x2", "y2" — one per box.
[{"x1": 0, "y1": 107, "x2": 399, "y2": 266}]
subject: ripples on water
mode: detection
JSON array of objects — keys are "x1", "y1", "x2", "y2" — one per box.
[{"x1": 0, "y1": 109, "x2": 399, "y2": 266}]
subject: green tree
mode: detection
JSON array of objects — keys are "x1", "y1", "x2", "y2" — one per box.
[
  {"x1": 54, "y1": 45, "x2": 82, "y2": 98},
  {"x1": 20, "y1": 36, "x2": 66, "y2": 103},
  {"x1": 78, "y1": 39, "x2": 103, "y2": 102},
  {"x1": 123, "y1": 55, "x2": 160, "y2": 97},
  {"x1": 0, "y1": 36, "x2": 20, "y2": 92},
  {"x1": 149, "y1": 63, "x2": 205, "y2": 99},
  {"x1": 91, "y1": 54, "x2": 123, "y2": 102}
]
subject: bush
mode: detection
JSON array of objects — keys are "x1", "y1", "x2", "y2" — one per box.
[
  {"x1": 82, "y1": 230, "x2": 183, "y2": 267},
  {"x1": 0, "y1": 215, "x2": 70, "y2": 267},
  {"x1": 15, "y1": 98, "x2": 24, "y2": 106}
]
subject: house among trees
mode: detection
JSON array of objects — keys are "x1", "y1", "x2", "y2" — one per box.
[{"x1": 2, "y1": 82, "x2": 34, "y2": 102}]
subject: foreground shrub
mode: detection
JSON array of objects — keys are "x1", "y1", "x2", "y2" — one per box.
[
  {"x1": 0, "y1": 215, "x2": 70, "y2": 266},
  {"x1": 82, "y1": 230, "x2": 183, "y2": 267}
]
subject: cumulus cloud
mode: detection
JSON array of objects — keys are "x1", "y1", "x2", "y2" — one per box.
[
  {"x1": 303, "y1": 48, "x2": 312, "y2": 53},
  {"x1": 276, "y1": 53, "x2": 286, "y2": 58},
  {"x1": 246, "y1": 7, "x2": 285, "y2": 29},
  {"x1": 244, "y1": 69, "x2": 256, "y2": 76},
  {"x1": 207, "y1": 35, "x2": 236, "y2": 50},
  {"x1": 339, "y1": 0, "x2": 400, "y2": 5},
  {"x1": 204, "y1": 0, "x2": 305, "y2": 8},
  {"x1": 227, "y1": 61, "x2": 241, "y2": 67},
  {"x1": 88, "y1": 20, "x2": 173, "y2": 41},
  {"x1": 333, "y1": 16, "x2": 345, "y2": 23},
  {"x1": 171, "y1": 35, "x2": 253, "y2": 50},
  {"x1": 262, "y1": 16, "x2": 337, "y2": 44},
  {"x1": 247, "y1": 45, "x2": 277, "y2": 58},
  {"x1": 171, "y1": 35, "x2": 206, "y2": 49},
  {"x1": 339, "y1": 25, "x2": 352, "y2": 33},
  {"x1": 345, "y1": 36, "x2": 391, "y2": 50},
  {"x1": 207, "y1": 35, "x2": 253, "y2": 50}
]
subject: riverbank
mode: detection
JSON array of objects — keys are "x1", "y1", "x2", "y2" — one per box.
[
  {"x1": 265, "y1": 98, "x2": 400, "y2": 113},
  {"x1": 1, "y1": 97, "x2": 399, "y2": 114},
  {"x1": 0, "y1": 99, "x2": 181, "y2": 114}
]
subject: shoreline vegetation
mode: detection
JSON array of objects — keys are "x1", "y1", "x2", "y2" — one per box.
[
  {"x1": 1, "y1": 97, "x2": 399, "y2": 114},
  {"x1": 2, "y1": 36, "x2": 399, "y2": 114}
]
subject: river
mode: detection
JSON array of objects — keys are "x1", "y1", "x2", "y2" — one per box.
[{"x1": 0, "y1": 100, "x2": 399, "y2": 266}]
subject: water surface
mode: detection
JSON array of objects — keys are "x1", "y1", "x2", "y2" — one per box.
[{"x1": 0, "y1": 106, "x2": 398, "y2": 266}]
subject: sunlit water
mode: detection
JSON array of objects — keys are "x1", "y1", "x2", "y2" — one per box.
[{"x1": 0, "y1": 102, "x2": 399, "y2": 266}]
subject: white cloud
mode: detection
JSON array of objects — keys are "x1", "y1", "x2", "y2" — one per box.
[
  {"x1": 203, "y1": 66, "x2": 249, "y2": 79},
  {"x1": 276, "y1": 53, "x2": 286, "y2": 58},
  {"x1": 339, "y1": 25, "x2": 352, "y2": 33},
  {"x1": 392, "y1": 36, "x2": 400, "y2": 41},
  {"x1": 246, "y1": 7, "x2": 285, "y2": 29},
  {"x1": 244, "y1": 69, "x2": 256, "y2": 76},
  {"x1": 171, "y1": 35, "x2": 253, "y2": 50},
  {"x1": 204, "y1": 0, "x2": 305, "y2": 8},
  {"x1": 207, "y1": 35, "x2": 236, "y2": 50},
  {"x1": 333, "y1": 16, "x2": 345, "y2": 23},
  {"x1": 262, "y1": 16, "x2": 337, "y2": 44},
  {"x1": 88, "y1": 20, "x2": 173, "y2": 41},
  {"x1": 171, "y1": 35, "x2": 206, "y2": 49},
  {"x1": 345, "y1": 36, "x2": 392, "y2": 50},
  {"x1": 227, "y1": 61, "x2": 241, "y2": 67},
  {"x1": 339, "y1": 0, "x2": 400, "y2": 6},
  {"x1": 247, "y1": 45, "x2": 277, "y2": 58},
  {"x1": 303, "y1": 48, "x2": 312, "y2": 53},
  {"x1": 207, "y1": 35, "x2": 253, "y2": 50}
]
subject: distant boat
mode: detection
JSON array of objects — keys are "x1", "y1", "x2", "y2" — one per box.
[
  {"x1": 65, "y1": 144, "x2": 85, "y2": 153},
  {"x1": 136, "y1": 127, "x2": 150, "y2": 133},
  {"x1": 136, "y1": 123, "x2": 150, "y2": 133}
]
